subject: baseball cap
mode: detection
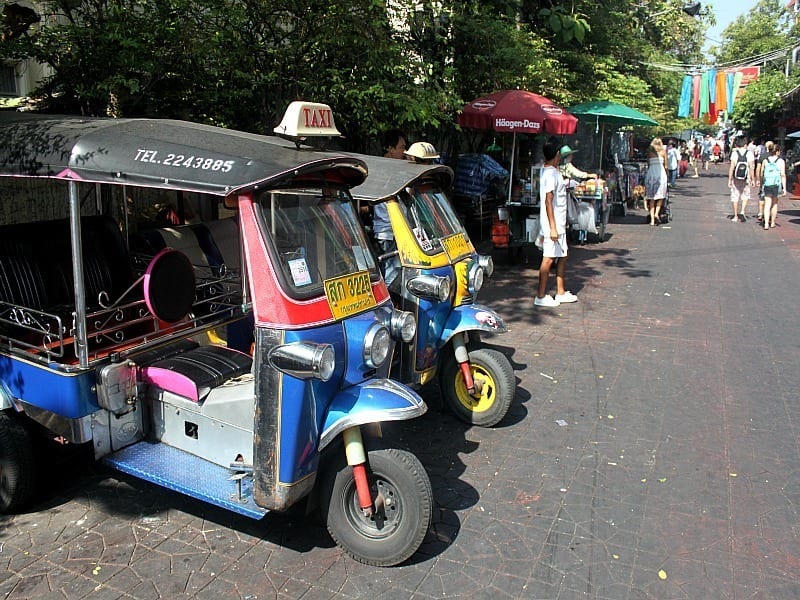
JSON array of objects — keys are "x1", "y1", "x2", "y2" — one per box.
[{"x1": 559, "y1": 145, "x2": 577, "y2": 157}]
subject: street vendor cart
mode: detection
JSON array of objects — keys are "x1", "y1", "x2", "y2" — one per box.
[{"x1": 571, "y1": 182, "x2": 610, "y2": 243}]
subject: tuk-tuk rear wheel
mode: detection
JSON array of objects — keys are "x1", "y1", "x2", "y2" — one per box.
[
  {"x1": 0, "y1": 413, "x2": 36, "y2": 513},
  {"x1": 440, "y1": 347, "x2": 514, "y2": 427},
  {"x1": 320, "y1": 447, "x2": 432, "y2": 567}
]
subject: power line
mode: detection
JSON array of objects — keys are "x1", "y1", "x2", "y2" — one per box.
[{"x1": 641, "y1": 41, "x2": 800, "y2": 73}]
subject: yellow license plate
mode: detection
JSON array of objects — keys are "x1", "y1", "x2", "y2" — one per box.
[
  {"x1": 324, "y1": 271, "x2": 377, "y2": 320},
  {"x1": 442, "y1": 233, "x2": 472, "y2": 261}
]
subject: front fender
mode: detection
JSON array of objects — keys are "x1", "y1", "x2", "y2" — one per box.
[
  {"x1": 441, "y1": 304, "x2": 507, "y2": 345},
  {"x1": 319, "y1": 379, "x2": 426, "y2": 450}
]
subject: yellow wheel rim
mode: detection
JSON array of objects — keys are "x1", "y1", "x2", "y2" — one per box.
[{"x1": 454, "y1": 364, "x2": 496, "y2": 413}]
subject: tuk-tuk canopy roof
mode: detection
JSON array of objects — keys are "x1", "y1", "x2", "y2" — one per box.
[
  {"x1": 346, "y1": 153, "x2": 454, "y2": 203},
  {"x1": 0, "y1": 113, "x2": 367, "y2": 195}
]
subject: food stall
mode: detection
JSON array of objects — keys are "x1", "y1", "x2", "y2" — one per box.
[
  {"x1": 458, "y1": 90, "x2": 578, "y2": 252},
  {"x1": 566, "y1": 101, "x2": 659, "y2": 220}
]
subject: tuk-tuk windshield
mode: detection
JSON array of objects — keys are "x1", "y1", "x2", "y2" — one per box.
[
  {"x1": 256, "y1": 187, "x2": 379, "y2": 298},
  {"x1": 400, "y1": 184, "x2": 466, "y2": 253}
]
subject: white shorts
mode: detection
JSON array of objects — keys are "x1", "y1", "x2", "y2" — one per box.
[
  {"x1": 542, "y1": 233, "x2": 568, "y2": 258},
  {"x1": 730, "y1": 183, "x2": 750, "y2": 203}
]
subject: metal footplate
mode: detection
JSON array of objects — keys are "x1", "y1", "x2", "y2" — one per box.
[{"x1": 103, "y1": 441, "x2": 267, "y2": 519}]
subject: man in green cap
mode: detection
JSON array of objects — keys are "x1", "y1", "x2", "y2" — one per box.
[
  {"x1": 559, "y1": 144, "x2": 598, "y2": 244},
  {"x1": 559, "y1": 145, "x2": 597, "y2": 185}
]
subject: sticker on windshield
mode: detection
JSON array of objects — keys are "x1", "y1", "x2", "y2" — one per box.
[
  {"x1": 413, "y1": 227, "x2": 433, "y2": 251},
  {"x1": 352, "y1": 246, "x2": 368, "y2": 271},
  {"x1": 288, "y1": 258, "x2": 312, "y2": 286}
]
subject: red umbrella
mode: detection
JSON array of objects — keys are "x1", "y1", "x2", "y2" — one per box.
[
  {"x1": 458, "y1": 90, "x2": 578, "y2": 204},
  {"x1": 458, "y1": 89, "x2": 578, "y2": 136}
]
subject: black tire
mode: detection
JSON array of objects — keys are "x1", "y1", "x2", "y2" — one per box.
[
  {"x1": 440, "y1": 346, "x2": 514, "y2": 427},
  {"x1": 320, "y1": 447, "x2": 432, "y2": 567},
  {"x1": 0, "y1": 412, "x2": 36, "y2": 513}
]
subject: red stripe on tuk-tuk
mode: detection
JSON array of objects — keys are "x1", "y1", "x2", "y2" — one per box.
[{"x1": 237, "y1": 195, "x2": 389, "y2": 328}]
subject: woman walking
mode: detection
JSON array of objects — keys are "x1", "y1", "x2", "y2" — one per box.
[
  {"x1": 644, "y1": 137, "x2": 668, "y2": 226},
  {"x1": 758, "y1": 142, "x2": 786, "y2": 230}
]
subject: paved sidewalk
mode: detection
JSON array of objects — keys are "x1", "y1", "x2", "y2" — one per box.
[{"x1": 3, "y1": 163, "x2": 800, "y2": 599}]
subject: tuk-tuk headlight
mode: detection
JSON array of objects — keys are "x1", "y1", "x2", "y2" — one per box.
[
  {"x1": 468, "y1": 262, "x2": 484, "y2": 294},
  {"x1": 407, "y1": 274, "x2": 451, "y2": 302},
  {"x1": 363, "y1": 323, "x2": 391, "y2": 368},
  {"x1": 390, "y1": 309, "x2": 416, "y2": 343},
  {"x1": 478, "y1": 254, "x2": 494, "y2": 278},
  {"x1": 268, "y1": 342, "x2": 335, "y2": 381}
]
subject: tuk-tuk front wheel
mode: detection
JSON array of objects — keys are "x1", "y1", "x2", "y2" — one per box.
[
  {"x1": 0, "y1": 413, "x2": 36, "y2": 513},
  {"x1": 321, "y1": 447, "x2": 432, "y2": 566},
  {"x1": 440, "y1": 347, "x2": 514, "y2": 427}
]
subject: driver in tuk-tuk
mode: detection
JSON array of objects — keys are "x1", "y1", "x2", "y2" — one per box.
[
  {"x1": 372, "y1": 132, "x2": 440, "y2": 287},
  {"x1": 367, "y1": 129, "x2": 407, "y2": 289}
]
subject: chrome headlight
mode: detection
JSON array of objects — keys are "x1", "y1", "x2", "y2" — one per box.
[
  {"x1": 478, "y1": 254, "x2": 494, "y2": 278},
  {"x1": 467, "y1": 262, "x2": 484, "y2": 294},
  {"x1": 268, "y1": 342, "x2": 335, "y2": 381},
  {"x1": 363, "y1": 323, "x2": 391, "y2": 368},
  {"x1": 390, "y1": 309, "x2": 417, "y2": 343},
  {"x1": 407, "y1": 274, "x2": 451, "y2": 302}
]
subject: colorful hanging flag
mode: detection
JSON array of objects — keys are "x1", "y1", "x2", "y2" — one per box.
[
  {"x1": 726, "y1": 71, "x2": 736, "y2": 113},
  {"x1": 678, "y1": 75, "x2": 692, "y2": 118},
  {"x1": 707, "y1": 68, "x2": 717, "y2": 104},
  {"x1": 692, "y1": 74, "x2": 701, "y2": 119},
  {"x1": 699, "y1": 71, "x2": 710, "y2": 117},
  {"x1": 715, "y1": 71, "x2": 728, "y2": 113}
]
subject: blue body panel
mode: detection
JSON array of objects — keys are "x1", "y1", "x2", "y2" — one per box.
[
  {"x1": 0, "y1": 355, "x2": 97, "y2": 418},
  {"x1": 277, "y1": 303, "x2": 398, "y2": 484},
  {"x1": 413, "y1": 266, "x2": 455, "y2": 371},
  {"x1": 412, "y1": 262, "x2": 508, "y2": 371}
]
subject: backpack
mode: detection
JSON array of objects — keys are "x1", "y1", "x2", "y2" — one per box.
[
  {"x1": 762, "y1": 156, "x2": 781, "y2": 187},
  {"x1": 733, "y1": 149, "x2": 749, "y2": 181}
]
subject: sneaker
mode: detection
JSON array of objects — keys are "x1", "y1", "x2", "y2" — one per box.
[
  {"x1": 534, "y1": 295, "x2": 560, "y2": 307},
  {"x1": 555, "y1": 291, "x2": 578, "y2": 304}
]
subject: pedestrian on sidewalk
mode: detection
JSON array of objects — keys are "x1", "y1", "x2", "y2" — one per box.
[
  {"x1": 757, "y1": 141, "x2": 786, "y2": 230},
  {"x1": 535, "y1": 137, "x2": 577, "y2": 308},
  {"x1": 701, "y1": 135, "x2": 713, "y2": 170},
  {"x1": 644, "y1": 137, "x2": 668, "y2": 226},
  {"x1": 688, "y1": 138, "x2": 700, "y2": 178},
  {"x1": 667, "y1": 141, "x2": 680, "y2": 187},
  {"x1": 727, "y1": 136, "x2": 754, "y2": 223}
]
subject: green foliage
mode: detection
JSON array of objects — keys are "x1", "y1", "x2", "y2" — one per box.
[
  {"x1": 0, "y1": 0, "x2": 716, "y2": 149},
  {"x1": 734, "y1": 70, "x2": 800, "y2": 131},
  {"x1": 537, "y1": 6, "x2": 591, "y2": 45}
]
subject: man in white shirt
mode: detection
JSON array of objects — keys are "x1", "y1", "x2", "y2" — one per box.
[
  {"x1": 727, "y1": 136, "x2": 754, "y2": 223},
  {"x1": 667, "y1": 141, "x2": 680, "y2": 187},
  {"x1": 535, "y1": 138, "x2": 578, "y2": 308}
]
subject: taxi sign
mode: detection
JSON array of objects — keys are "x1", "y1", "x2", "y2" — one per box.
[
  {"x1": 441, "y1": 233, "x2": 473, "y2": 261},
  {"x1": 324, "y1": 271, "x2": 377, "y2": 320},
  {"x1": 274, "y1": 101, "x2": 342, "y2": 138}
]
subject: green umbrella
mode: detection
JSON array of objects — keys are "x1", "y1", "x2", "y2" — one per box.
[{"x1": 566, "y1": 101, "x2": 659, "y2": 169}]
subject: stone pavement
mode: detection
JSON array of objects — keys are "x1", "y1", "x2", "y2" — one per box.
[{"x1": 3, "y1": 162, "x2": 800, "y2": 599}]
